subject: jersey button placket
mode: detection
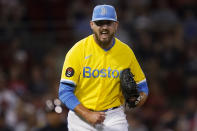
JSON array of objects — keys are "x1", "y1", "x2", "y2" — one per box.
[{"x1": 99, "y1": 53, "x2": 107, "y2": 109}]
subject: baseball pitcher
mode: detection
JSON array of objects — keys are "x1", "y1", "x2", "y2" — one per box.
[{"x1": 58, "y1": 5, "x2": 149, "y2": 131}]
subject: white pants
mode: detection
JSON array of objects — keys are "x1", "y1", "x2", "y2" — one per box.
[{"x1": 67, "y1": 106, "x2": 128, "y2": 131}]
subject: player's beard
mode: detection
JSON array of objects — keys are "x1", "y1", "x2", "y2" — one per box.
[{"x1": 93, "y1": 30, "x2": 115, "y2": 48}]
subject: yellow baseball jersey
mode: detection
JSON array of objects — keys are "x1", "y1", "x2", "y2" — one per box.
[{"x1": 60, "y1": 35, "x2": 145, "y2": 111}]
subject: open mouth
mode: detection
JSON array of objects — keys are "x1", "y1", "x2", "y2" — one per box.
[
  {"x1": 100, "y1": 30, "x2": 109, "y2": 38},
  {"x1": 100, "y1": 30, "x2": 109, "y2": 34}
]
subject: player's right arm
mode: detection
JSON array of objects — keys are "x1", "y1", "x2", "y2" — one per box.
[
  {"x1": 58, "y1": 42, "x2": 105, "y2": 125},
  {"x1": 74, "y1": 104, "x2": 105, "y2": 125},
  {"x1": 59, "y1": 82, "x2": 105, "y2": 125}
]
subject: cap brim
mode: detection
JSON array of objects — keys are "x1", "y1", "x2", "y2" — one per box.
[{"x1": 92, "y1": 18, "x2": 117, "y2": 22}]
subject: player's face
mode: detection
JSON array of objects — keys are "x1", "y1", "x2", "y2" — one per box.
[{"x1": 90, "y1": 20, "x2": 118, "y2": 46}]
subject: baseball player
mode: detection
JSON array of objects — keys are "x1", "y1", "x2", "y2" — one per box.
[{"x1": 58, "y1": 5, "x2": 149, "y2": 131}]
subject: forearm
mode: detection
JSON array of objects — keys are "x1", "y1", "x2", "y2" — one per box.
[
  {"x1": 74, "y1": 104, "x2": 105, "y2": 125},
  {"x1": 136, "y1": 80, "x2": 148, "y2": 107},
  {"x1": 136, "y1": 92, "x2": 148, "y2": 107},
  {"x1": 74, "y1": 104, "x2": 91, "y2": 118}
]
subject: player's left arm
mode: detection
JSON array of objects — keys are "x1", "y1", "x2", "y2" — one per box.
[
  {"x1": 129, "y1": 48, "x2": 149, "y2": 107},
  {"x1": 136, "y1": 80, "x2": 148, "y2": 107}
]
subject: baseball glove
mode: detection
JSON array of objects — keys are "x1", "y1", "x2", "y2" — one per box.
[{"x1": 120, "y1": 68, "x2": 140, "y2": 108}]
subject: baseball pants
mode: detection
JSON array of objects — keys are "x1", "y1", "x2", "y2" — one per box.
[{"x1": 67, "y1": 106, "x2": 128, "y2": 131}]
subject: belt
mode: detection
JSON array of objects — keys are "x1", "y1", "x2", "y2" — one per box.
[{"x1": 89, "y1": 106, "x2": 120, "y2": 112}]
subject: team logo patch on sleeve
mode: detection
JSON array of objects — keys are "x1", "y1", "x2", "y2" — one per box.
[{"x1": 65, "y1": 67, "x2": 74, "y2": 77}]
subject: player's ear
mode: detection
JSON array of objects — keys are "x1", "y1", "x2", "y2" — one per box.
[
  {"x1": 90, "y1": 21, "x2": 94, "y2": 29},
  {"x1": 114, "y1": 21, "x2": 119, "y2": 32}
]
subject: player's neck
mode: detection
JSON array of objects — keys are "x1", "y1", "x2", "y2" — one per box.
[{"x1": 93, "y1": 34, "x2": 113, "y2": 50}]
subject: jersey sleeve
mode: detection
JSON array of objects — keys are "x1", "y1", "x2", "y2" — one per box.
[
  {"x1": 60, "y1": 43, "x2": 83, "y2": 86},
  {"x1": 129, "y1": 49, "x2": 146, "y2": 83}
]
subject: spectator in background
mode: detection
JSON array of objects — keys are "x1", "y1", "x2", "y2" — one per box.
[
  {"x1": 0, "y1": 111, "x2": 12, "y2": 131},
  {"x1": 151, "y1": 0, "x2": 179, "y2": 32},
  {"x1": 127, "y1": 111, "x2": 148, "y2": 131},
  {"x1": 8, "y1": 65, "x2": 27, "y2": 97},
  {"x1": 71, "y1": 1, "x2": 92, "y2": 39},
  {"x1": 0, "y1": 67, "x2": 19, "y2": 130},
  {"x1": 28, "y1": 65, "x2": 48, "y2": 96},
  {"x1": 183, "y1": 9, "x2": 197, "y2": 42},
  {"x1": 38, "y1": 98, "x2": 68, "y2": 131}
]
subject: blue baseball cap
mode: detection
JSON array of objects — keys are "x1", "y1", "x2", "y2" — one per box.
[{"x1": 92, "y1": 5, "x2": 117, "y2": 22}]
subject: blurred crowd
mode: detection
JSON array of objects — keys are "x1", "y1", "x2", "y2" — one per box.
[{"x1": 0, "y1": 0, "x2": 196, "y2": 131}]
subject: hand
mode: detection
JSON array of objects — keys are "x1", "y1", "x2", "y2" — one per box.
[
  {"x1": 74, "y1": 104, "x2": 106, "y2": 126},
  {"x1": 129, "y1": 92, "x2": 147, "y2": 107},
  {"x1": 129, "y1": 95, "x2": 142, "y2": 107},
  {"x1": 84, "y1": 111, "x2": 105, "y2": 125}
]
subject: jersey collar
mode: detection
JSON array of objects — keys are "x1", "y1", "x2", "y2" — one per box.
[{"x1": 104, "y1": 38, "x2": 115, "y2": 51}]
